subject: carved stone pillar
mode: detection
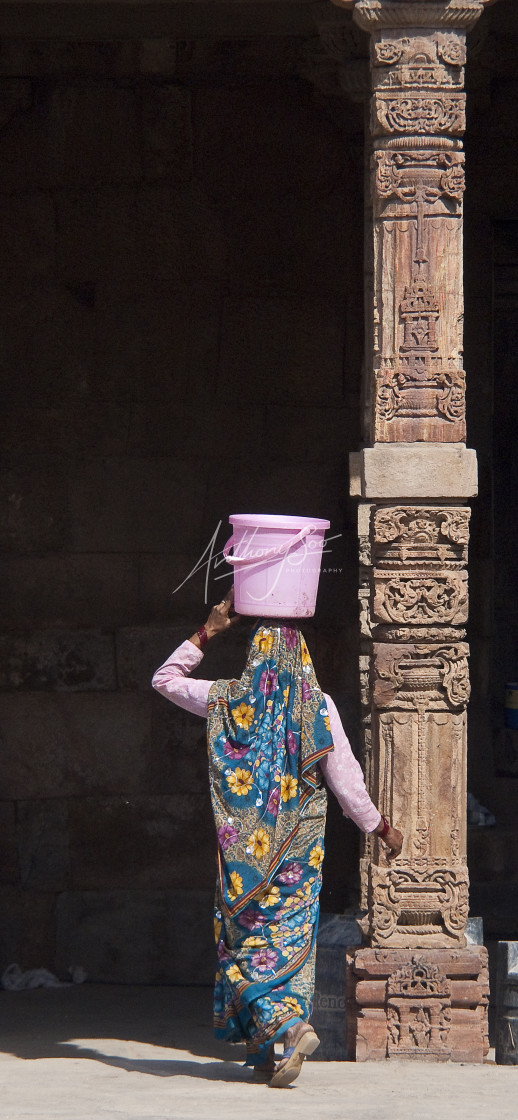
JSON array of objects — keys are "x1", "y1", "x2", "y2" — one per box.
[{"x1": 332, "y1": 0, "x2": 495, "y2": 1062}]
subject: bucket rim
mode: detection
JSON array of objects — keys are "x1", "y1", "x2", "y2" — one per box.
[{"x1": 229, "y1": 513, "x2": 330, "y2": 530}]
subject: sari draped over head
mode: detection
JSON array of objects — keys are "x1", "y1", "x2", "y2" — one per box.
[{"x1": 207, "y1": 621, "x2": 334, "y2": 1064}]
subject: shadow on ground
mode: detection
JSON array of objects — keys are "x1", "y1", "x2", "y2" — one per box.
[{"x1": 0, "y1": 983, "x2": 250, "y2": 1080}]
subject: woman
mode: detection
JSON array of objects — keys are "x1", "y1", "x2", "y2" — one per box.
[{"x1": 152, "y1": 595, "x2": 403, "y2": 1088}]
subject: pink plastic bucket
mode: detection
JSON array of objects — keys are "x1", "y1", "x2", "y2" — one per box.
[{"x1": 223, "y1": 513, "x2": 330, "y2": 617}]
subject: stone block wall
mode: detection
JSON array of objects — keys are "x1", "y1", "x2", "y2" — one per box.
[
  {"x1": 2, "y1": 2, "x2": 517, "y2": 983},
  {"x1": 0, "y1": 36, "x2": 366, "y2": 981},
  {"x1": 465, "y1": 0, "x2": 518, "y2": 828}
]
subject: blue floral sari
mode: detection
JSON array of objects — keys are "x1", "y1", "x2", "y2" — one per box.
[{"x1": 207, "y1": 622, "x2": 334, "y2": 1065}]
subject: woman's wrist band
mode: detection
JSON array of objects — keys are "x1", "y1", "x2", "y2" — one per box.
[
  {"x1": 378, "y1": 814, "x2": 390, "y2": 837},
  {"x1": 197, "y1": 625, "x2": 209, "y2": 649}
]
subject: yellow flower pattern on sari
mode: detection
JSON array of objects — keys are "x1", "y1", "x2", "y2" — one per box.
[
  {"x1": 309, "y1": 844, "x2": 324, "y2": 870},
  {"x1": 281, "y1": 775, "x2": 298, "y2": 802},
  {"x1": 228, "y1": 870, "x2": 243, "y2": 900},
  {"x1": 283, "y1": 996, "x2": 303, "y2": 1017},
  {"x1": 258, "y1": 884, "x2": 280, "y2": 908},
  {"x1": 226, "y1": 768, "x2": 253, "y2": 796},
  {"x1": 253, "y1": 628, "x2": 274, "y2": 658},
  {"x1": 233, "y1": 703, "x2": 255, "y2": 730},
  {"x1": 248, "y1": 828, "x2": 270, "y2": 858},
  {"x1": 226, "y1": 963, "x2": 242, "y2": 983}
]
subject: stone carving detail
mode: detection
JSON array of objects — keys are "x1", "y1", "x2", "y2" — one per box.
[
  {"x1": 362, "y1": 20, "x2": 470, "y2": 441},
  {"x1": 437, "y1": 39, "x2": 467, "y2": 67},
  {"x1": 373, "y1": 571, "x2": 468, "y2": 625},
  {"x1": 386, "y1": 957, "x2": 452, "y2": 1057},
  {"x1": 373, "y1": 34, "x2": 465, "y2": 89},
  {"x1": 352, "y1": 2, "x2": 494, "y2": 33},
  {"x1": 373, "y1": 705, "x2": 468, "y2": 873},
  {"x1": 374, "y1": 93, "x2": 465, "y2": 135},
  {"x1": 378, "y1": 626, "x2": 466, "y2": 642},
  {"x1": 373, "y1": 506, "x2": 470, "y2": 565},
  {"x1": 376, "y1": 355, "x2": 465, "y2": 430},
  {"x1": 375, "y1": 40, "x2": 403, "y2": 66},
  {"x1": 373, "y1": 644, "x2": 470, "y2": 709},
  {"x1": 347, "y1": 946, "x2": 489, "y2": 1063},
  {"x1": 372, "y1": 149, "x2": 466, "y2": 440},
  {"x1": 375, "y1": 150, "x2": 465, "y2": 204},
  {"x1": 371, "y1": 865, "x2": 469, "y2": 946}
]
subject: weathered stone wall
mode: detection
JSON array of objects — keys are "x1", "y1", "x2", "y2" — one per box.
[
  {"x1": 0, "y1": 36, "x2": 367, "y2": 981},
  {"x1": 465, "y1": 0, "x2": 518, "y2": 825},
  {"x1": 1, "y1": 0, "x2": 517, "y2": 985},
  {"x1": 463, "y1": 0, "x2": 518, "y2": 939}
]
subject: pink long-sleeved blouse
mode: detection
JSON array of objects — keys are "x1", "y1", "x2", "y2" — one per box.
[{"x1": 152, "y1": 640, "x2": 381, "y2": 835}]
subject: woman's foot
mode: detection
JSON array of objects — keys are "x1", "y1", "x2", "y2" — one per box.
[
  {"x1": 249, "y1": 1044, "x2": 275, "y2": 1082},
  {"x1": 268, "y1": 1021, "x2": 320, "y2": 1089}
]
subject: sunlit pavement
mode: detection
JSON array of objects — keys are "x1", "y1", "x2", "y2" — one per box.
[{"x1": 0, "y1": 984, "x2": 515, "y2": 1120}]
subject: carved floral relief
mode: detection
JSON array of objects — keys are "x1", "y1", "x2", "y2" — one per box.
[
  {"x1": 373, "y1": 571, "x2": 468, "y2": 626},
  {"x1": 373, "y1": 93, "x2": 465, "y2": 135},
  {"x1": 371, "y1": 865, "x2": 469, "y2": 946},
  {"x1": 373, "y1": 506, "x2": 470, "y2": 565},
  {"x1": 373, "y1": 643, "x2": 470, "y2": 709}
]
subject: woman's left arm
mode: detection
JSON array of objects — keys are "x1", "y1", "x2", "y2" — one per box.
[
  {"x1": 321, "y1": 694, "x2": 403, "y2": 857},
  {"x1": 320, "y1": 694, "x2": 381, "y2": 832}
]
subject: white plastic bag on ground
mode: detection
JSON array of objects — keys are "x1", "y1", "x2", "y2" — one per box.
[{"x1": 1, "y1": 964, "x2": 87, "y2": 991}]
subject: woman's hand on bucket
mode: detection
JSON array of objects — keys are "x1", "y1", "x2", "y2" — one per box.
[
  {"x1": 205, "y1": 588, "x2": 240, "y2": 637},
  {"x1": 189, "y1": 588, "x2": 240, "y2": 650}
]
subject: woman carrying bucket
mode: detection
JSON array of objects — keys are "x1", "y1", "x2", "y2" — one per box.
[{"x1": 152, "y1": 516, "x2": 403, "y2": 1088}]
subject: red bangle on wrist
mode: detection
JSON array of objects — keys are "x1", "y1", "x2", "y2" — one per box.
[
  {"x1": 378, "y1": 814, "x2": 390, "y2": 836},
  {"x1": 197, "y1": 625, "x2": 209, "y2": 649}
]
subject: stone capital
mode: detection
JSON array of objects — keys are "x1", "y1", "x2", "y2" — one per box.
[
  {"x1": 349, "y1": 443, "x2": 478, "y2": 499},
  {"x1": 330, "y1": 1, "x2": 497, "y2": 33}
]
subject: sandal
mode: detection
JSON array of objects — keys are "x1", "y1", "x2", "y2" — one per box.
[{"x1": 268, "y1": 1026, "x2": 320, "y2": 1089}]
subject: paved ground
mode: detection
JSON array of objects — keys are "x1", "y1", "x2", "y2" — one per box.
[{"x1": 0, "y1": 984, "x2": 515, "y2": 1120}]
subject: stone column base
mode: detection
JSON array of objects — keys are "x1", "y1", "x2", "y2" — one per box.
[{"x1": 346, "y1": 947, "x2": 489, "y2": 1063}]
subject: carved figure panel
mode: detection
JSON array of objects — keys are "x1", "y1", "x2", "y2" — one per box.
[
  {"x1": 373, "y1": 570, "x2": 468, "y2": 625},
  {"x1": 386, "y1": 957, "x2": 452, "y2": 1057},
  {"x1": 373, "y1": 506, "x2": 470, "y2": 566},
  {"x1": 348, "y1": 946, "x2": 489, "y2": 1064}
]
